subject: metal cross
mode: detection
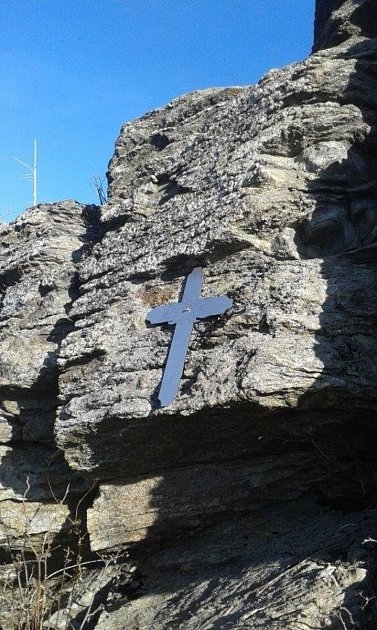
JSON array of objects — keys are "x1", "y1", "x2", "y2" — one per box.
[{"x1": 147, "y1": 267, "x2": 233, "y2": 407}]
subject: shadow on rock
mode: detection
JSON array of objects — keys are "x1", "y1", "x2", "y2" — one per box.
[
  {"x1": 112, "y1": 34, "x2": 377, "y2": 630},
  {"x1": 0, "y1": 204, "x2": 102, "y2": 578},
  {"x1": 295, "y1": 34, "x2": 377, "y2": 628}
]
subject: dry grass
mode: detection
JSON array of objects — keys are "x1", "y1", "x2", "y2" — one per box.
[{"x1": 0, "y1": 476, "x2": 122, "y2": 630}]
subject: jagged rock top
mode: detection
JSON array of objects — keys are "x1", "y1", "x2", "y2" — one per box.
[
  {"x1": 0, "y1": 3, "x2": 376, "y2": 628},
  {"x1": 314, "y1": 0, "x2": 377, "y2": 51},
  {"x1": 54, "y1": 1, "x2": 377, "y2": 480}
]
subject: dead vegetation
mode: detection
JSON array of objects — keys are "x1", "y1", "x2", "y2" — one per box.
[{"x1": 0, "y1": 477, "x2": 131, "y2": 630}]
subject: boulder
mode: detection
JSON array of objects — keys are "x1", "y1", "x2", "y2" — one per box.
[
  {"x1": 0, "y1": 1, "x2": 376, "y2": 627},
  {"x1": 0, "y1": 201, "x2": 99, "y2": 557},
  {"x1": 56, "y1": 1, "x2": 377, "y2": 625}
]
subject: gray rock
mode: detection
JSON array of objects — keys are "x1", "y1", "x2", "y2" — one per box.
[
  {"x1": 314, "y1": 0, "x2": 377, "y2": 52},
  {"x1": 56, "y1": 15, "x2": 376, "y2": 481},
  {"x1": 0, "y1": 1, "x2": 376, "y2": 628},
  {"x1": 96, "y1": 500, "x2": 375, "y2": 629},
  {"x1": 0, "y1": 201, "x2": 99, "y2": 556},
  {"x1": 55, "y1": 0, "x2": 377, "y2": 625}
]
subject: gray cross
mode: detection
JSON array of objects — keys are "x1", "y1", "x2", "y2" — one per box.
[{"x1": 147, "y1": 267, "x2": 233, "y2": 407}]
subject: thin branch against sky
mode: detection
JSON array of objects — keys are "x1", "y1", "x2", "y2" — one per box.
[{"x1": 11, "y1": 139, "x2": 37, "y2": 207}]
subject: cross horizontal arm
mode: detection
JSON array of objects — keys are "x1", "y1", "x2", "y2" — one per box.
[
  {"x1": 146, "y1": 302, "x2": 181, "y2": 325},
  {"x1": 194, "y1": 295, "x2": 233, "y2": 319}
]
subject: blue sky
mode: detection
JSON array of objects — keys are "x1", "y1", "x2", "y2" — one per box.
[{"x1": 0, "y1": 0, "x2": 315, "y2": 221}]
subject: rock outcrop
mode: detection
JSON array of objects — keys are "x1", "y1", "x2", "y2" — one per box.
[
  {"x1": 314, "y1": 0, "x2": 377, "y2": 51},
  {"x1": 0, "y1": 202, "x2": 100, "y2": 588},
  {"x1": 1, "y1": 1, "x2": 376, "y2": 628}
]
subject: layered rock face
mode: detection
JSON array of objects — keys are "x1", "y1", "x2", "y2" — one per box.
[
  {"x1": 0, "y1": 202, "x2": 99, "y2": 576},
  {"x1": 1, "y1": 1, "x2": 377, "y2": 628},
  {"x1": 314, "y1": 0, "x2": 377, "y2": 51}
]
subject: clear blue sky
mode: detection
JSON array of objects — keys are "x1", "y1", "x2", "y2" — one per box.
[{"x1": 1, "y1": 0, "x2": 315, "y2": 222}]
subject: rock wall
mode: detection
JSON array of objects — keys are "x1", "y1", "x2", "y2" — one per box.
[
  {"x1": 0, "y1": 202, "x2": 100, "y2": 579},
  {"x1": 1, "y1": 1, "x2": 376, "y2": 628},
  {"x1": 314, "y1": 0, "x2": 377, "y2": 51}
]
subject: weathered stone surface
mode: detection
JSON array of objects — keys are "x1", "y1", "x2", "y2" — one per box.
[
  {"x1": 56, "y1": 19, "x2": 377, "y2": 480},
  {"x1": 96, "y1": 500, "x2": 376, "y2": 629},
  {"x1": 0, "y1": 201, "x2": 99, "y2": 443},
  {"x1": 0, "y1": 1, "x2": 376, "y2": 628},
  {"x1": 87, "y1": 451, "x2": 324, "y2": 549},
  {"x1": 55, "y1": 0, "x2": 377, "y2": 626},
  {"x1": 0, "y1": 201, "x2": 99, "y2": 554},
  {"x1": 314, "y1": 0, "x2": 377, "y2": 52}
]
